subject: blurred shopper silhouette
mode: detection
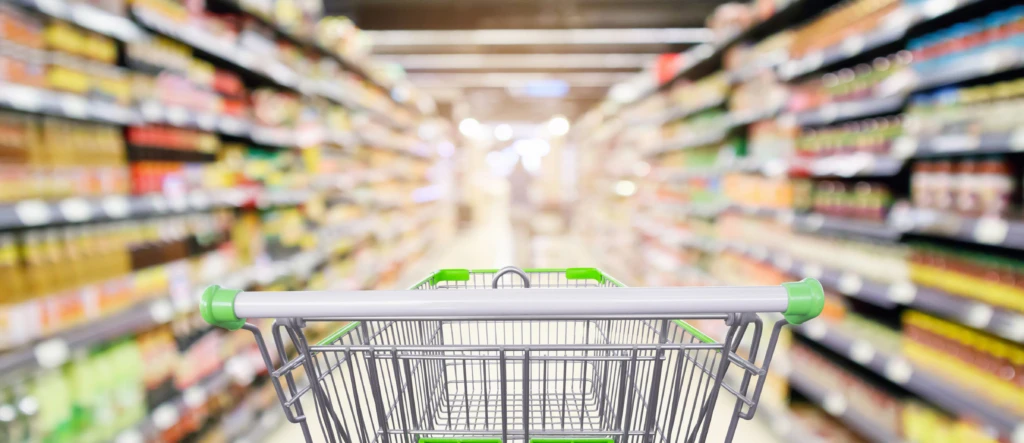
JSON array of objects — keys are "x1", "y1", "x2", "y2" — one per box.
[{"x1": 508, "y1": 158, "x2": 534, "y2": 266}]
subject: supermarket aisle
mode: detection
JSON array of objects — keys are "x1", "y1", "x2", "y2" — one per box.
[{"x1": 266, "y1": 213, "x2": 780, "y2": 443}]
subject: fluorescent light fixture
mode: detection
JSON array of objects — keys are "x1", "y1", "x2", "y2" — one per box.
[
  {"x1": 366, "y1": 28, "x2": 713, "y2": 46},
  {"x1": 547, "y1": 115, "x2": 570, "y2": 136},
  {"x1": 407, "y1": 72, "x2": 633, "y2": 88},
  {"x1": 374, "y1": 53, "x2": 653, "y2": 70},
  {"x1": 459, "y1": 118, "x2": 481, "y2": 137},
  {"x1": 494, "y1": 124, "x2": 513, "y2": 141}
]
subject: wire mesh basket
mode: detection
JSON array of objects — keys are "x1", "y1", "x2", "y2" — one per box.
[{"x1": 201, "y1": 266, "x2": 823, "y2": 443}]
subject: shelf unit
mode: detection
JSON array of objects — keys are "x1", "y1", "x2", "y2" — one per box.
[
  {"x1": 0, "y1": 1, "x2": 453, "y2": 442},
  {"x1": 576, "y1": 0, "x2": 1024, "y2": 441}
]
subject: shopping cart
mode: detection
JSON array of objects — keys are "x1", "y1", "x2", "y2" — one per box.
[{"x1": 201, "y1": 266, "x2": 823, "y2": 443}]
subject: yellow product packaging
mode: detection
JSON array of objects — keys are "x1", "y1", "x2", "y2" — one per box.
[{"x1": 910, "y1": 263, "x2": 1024, "y2": 312}]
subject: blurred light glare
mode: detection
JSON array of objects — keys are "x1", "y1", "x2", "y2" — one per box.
[
  {"x1": 459, "y1": 118, "x2": 482, "y2": 137},
  {"x1": 512, "y1": 139, "x2": 550, "y2": 157},
  {"x1": 522, "y1": 154, "x2": 542, "y2": 173},
  {"x1": 547, "y1": 116, "x2": 570, "y2": 136},
  {"x1": 437, "y1": 141, "x2": 455, "y2": 158},
  {"x1": 494, "y1": 124, "x2": 514, "y2": 141},
  {"x1": 614, "y1": 180, "x2": 637, "y2": 197},
  {"x1": 633, "y1": 161, "x2": 651, "y2": 177}
]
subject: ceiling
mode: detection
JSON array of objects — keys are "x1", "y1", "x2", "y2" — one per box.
[{"x1": 326, "y1": 0, "x2": 729, "y2": 124}]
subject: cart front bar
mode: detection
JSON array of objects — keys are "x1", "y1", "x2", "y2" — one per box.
[{"x1": 201, "y1": 278, "x2": 823, "y2": 329}]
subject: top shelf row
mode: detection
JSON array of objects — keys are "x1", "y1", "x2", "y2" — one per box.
[
  {"x1": 635, "y1": 0, "x2": 988, "y2": 105},
  {"x1": 13, "y1": 0, "x2": 422, "y2": 121}
]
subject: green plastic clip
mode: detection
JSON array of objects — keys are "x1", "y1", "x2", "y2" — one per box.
[
  {"x1": 200, "y1": 285, "x2": 244, "y2": 330},
  {"x1": 781, "y1": 278, "x2": 825, "y2": 325}
]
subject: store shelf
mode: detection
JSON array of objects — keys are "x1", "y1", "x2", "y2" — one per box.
[
  {"x1": 0, "y1": 188, "x2": 272, "y2": 230},
  {"x1": 911, "y1": 47, "x2": 1024, "y2": 92},
  {"x1": 896, "y1": 130, "x2": 1024, "y2": 157},
  {"x1": 788, "y1": 372, "x2": 905, "y2": 443},
  {"x1": 0, "y1": 247, "x2": 329, "y2": 375},
  {"x1": 902, "y1": 207, "x2": 1024, "y2": 250},
  {"x1": 790, "y1": 320, "x2": 1024, "y2": 441},
  {"x1": 778, "y1": 0, "x2": 986, "y2": 81},
  {"x1": 648, "y1": 128, "x2": 732, "y2": 156},
  {"x1": 758, "y1": 402, "x2": 827, "y2": 443},
  {"x1": 0, "y1": 81, "x2": 137, "y2": 124},
  {"x1": 791, "y1": 212, "x2": 904, "y2": 241},
  {"x1": 788, "y1": 153, "x2": 905, "y2": 178},
  {"x1": 637, "y1": 96, "x2": 728, "y2": 126},
  {"x1": 724, "y1": 240, "x2": 1024, "y2": 341},
  {"x1": 787, "y1": 95, "x2": 905, "y2": 127},
  {"x1": 19, "y1": 0, "x2": 145, "y2": 41},
  {"x1": 130, "y1": 6, "x2": 308, "y2": 94}
]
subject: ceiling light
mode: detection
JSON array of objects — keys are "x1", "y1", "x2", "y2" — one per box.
[
  {"x1": 494, "y1": 124, "x2": 513, "y2": 141},
  {"x1": 459, "y1": 118, "x2": 481, "y2": 138},
  {"x1": 547, "y1": 115, "x2": 570, "y2": 136}
]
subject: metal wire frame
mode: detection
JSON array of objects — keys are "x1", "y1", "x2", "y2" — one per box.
[{"x1": 237, "y1": 269, "x2": 788, "y2": 443}]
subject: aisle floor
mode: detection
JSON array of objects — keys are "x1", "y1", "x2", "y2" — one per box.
[{"x1": 265, "y1": 211, "x2": 780, "y2": 443}]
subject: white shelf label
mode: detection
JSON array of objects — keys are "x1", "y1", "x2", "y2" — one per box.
[
  {"x1": 1010, "y1": 128, "x2": 1024, "y2": 152},
  {"x1": 803, "y1": 320, "x2": 828, "y2": 340},
  {"x1": 58, "y1": 198, "x2": 93, "y2": 222},
  {"x1": 15, "y1": 200, "x2": 52, "y2": 226},
  {"x1": 149, "y1": 299, "x2": 174, "y2": 323},
  {"x1": 35, "y1": 0, "x2": 69, "y2": 16},
  {"x1": 114, "y1": 429, "x2": 144, "y2": 443},
  {"x1": 965, "y1": 303, "x2": 994, "y2": 329},
  {"x1": 891, "y1": 136, "x2": 918, "y2": 158},
  {"x1": 849, "y1": 340, "x2": 875, "y2": 365},
  {"x1": 182, "y1": 385, "x2": 207, "y2": 408},
  {"x1": 1001, "y1": 315, "x2": 1024, "y2": 342},
  {"x1": 151, "y1": 403, "x2": 180, "y2": 430},
  {"x1": 196, "y1": 113, "x2": 217, "y2": 130},
  {"x1": 34, "y1": 338, "x2": 70, "y2": 369},
  {"x1": 773, "y1": 254, "x2": 793, "y2": 272},
  {"x1": 837, "y1": 272, "x2": 863, "y2": 295},
  {"x1": 149, "y1": 195, "x2": 169, "y2": 213},
  {"x1": 887, "y1": 281, "x2": 917, "y2": 304},
  {"x1": 4, "y1": 84, "x2": 44, "y2": 111},
  {"x1": 822, "y1": 393, "x2": 847, "y2": 416},
  {"x1": 801, "y1": 263, "x2": 823, "y2": 280},
  {"x1": 974, "y1": 218, "x2": 1009, "y2": 245},
  {"x1": 226, "y1": 355, "x2": 256, "y2": 385},
  {"x1": 101, "y1": 196, "x2": 130, "y2": 218},
  {"x1": 803, "y1": 214, "x2": 825, "y2": 231},
  {"x1": 60, "y1": 96, "x2": 89, "y2": 119},
  {"x1": 167, "y1": 107, "x2": 189, "y2": 126},
  {"x1": 884, "y1": 358, "x2": 914, "y2": 384},
  {"x1": 841, "y1": 36, "x2": 867, "y2": 56},
  {"x1": 141, "y1": 101, "x2": 163, "y2": 121}
]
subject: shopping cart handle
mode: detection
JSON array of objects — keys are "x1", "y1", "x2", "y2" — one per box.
[{"x1": 201, "y1": 278, "x2": 824, "y2": 329}]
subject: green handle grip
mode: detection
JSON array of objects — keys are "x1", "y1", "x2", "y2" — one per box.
[
  {"x1": 781, "y1": 278, "x2": 825, "y2": 325},
  {"x1": 200, "y1": 285, "x2": 245, "y2": 330}
]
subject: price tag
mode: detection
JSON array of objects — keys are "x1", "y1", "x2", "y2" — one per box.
[
  {"x1": 803, "y1": 320, "x2": 827, "y2": 340},
  {"x1": 775, "y1": 209, "x2": 795, "y2": 226},
  {"x1": 36, "y1": 0, "x2": 69, "y2": 16},
  {"x1": 887, "y1": 281, "x2": 917, "y2": 303},
  {"x1": 773, "y1": 254, "x2": 793, "y2": 272},
  {"x1": 5, "y1": 85, "x2": 43, "y2": 111},
  {"x1": 183, "y1": 385, "x2": 207, "y2": 408},
  {"x1": 801, "y1": 263, "x2": 823, "y2": 279},
  {"x1": 802, "y1": 214, "x2": 825, "y2": 231},
  {"x1": 151, "y1": 403, "x2": 180, "y2": 430},
  {"x1": 149, "y1": 195, "x2": 169, "y2": 213},
  {"x1": 965, "y1": 303, "x2": 994, "y2": 328},
  {"x1": 838, "y1": 272, "x2": 863, "y2": 295},
  {"x1": 58, "y1": 198, "x2": 93, "y2": 222},
  {"x1": 188, "y1": 192, "x2": 210, "y2": 209},
  {"x1": 167, "y1": 107, "x2": 189, "y2": 126},
  {"x1": 804, "y1": 52, "x2": 825, "y2": 75},
  {"x1": 226, "y1": 355, "x2": 257, "y2": 385},
  {"x1": 149, "y1": 299, "x2": 174, "y2": 323},
  {"x1": 885, "y1": 358, "x2": 914, "y2": 384},
  {"x1": 841, "y1": 35, "x2": 866, "y2": 56},
  {"x1": 60, "y1": 96, "x2": 89, "y2": 119},
  {"x1": 822, "y1": 393, "x2": 847, "y2": 416},
  {"x1": 849, "y1": 340, "x2": 875, "y2": 364},
  {"x1": 751, "y1": 245, "x2": 769, "y2": 261},
  {"x1": 114, "y1": 429, "x2": 144, "y2": 443},
  {"x1": 101, "y1": 196, "x2": 130, "y2": 218},
  {"x1": 196, "y1": 113, "x2": 217, "y2": 130},
  {"x1": 34, "y1": 338, "x2": 70, "y2": 369},
  {"x1": 974, "y1": 218, "x2": 1009, "y2": 245},
  {"x1": 1000, "y1": 315, "x2": 1024, "y2": 342},
  {"x1": 932, "y1": 134, "x2": 979, "y2": 152},
  {"x1": 140, "y1": 101, "x2": 163, "y2": 121},
  {"x1": 166, "y1": 194, "x2": 188, "y2": 212},
  {"x1": 891, "y1": 136, "x2": 918, "y2": 158},
  {"x1": 15, "y1": 200, "x2": 52, "y2": 226}
]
